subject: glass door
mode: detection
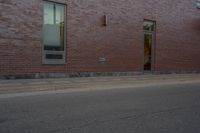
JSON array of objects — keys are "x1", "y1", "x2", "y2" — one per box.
[
  {"x1": 144, "y1": 33, "x2": 153, "y2": 71},
  {"x1": 143, "y1": 20, "x2": 155, "y2": 71}
]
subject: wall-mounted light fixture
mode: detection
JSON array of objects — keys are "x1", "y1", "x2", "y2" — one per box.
[{"x1": 103, "y1": 15, "x2": 107, "y2": 26}]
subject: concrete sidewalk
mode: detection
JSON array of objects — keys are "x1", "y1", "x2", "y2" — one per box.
[{"x1": 0, "y1": 73, "x2": 200, "y2": 95}]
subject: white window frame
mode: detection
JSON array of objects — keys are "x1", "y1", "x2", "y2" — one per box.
[{"x1": 42, "y1": 0, "x2": 67, "y2": 64}]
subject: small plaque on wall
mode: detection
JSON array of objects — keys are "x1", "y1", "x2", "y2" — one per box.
[{"x1": 99, "y1": 57, "x2": 107, "y2": 64}]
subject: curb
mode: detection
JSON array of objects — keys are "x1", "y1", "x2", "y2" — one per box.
[{"x1": 0, "y1": 74, "x2": 200, "y2": 95}]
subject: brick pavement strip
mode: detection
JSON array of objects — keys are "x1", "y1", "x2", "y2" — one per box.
[{"x1": 0, "y1": 74, "x2": 200, "y2": 95}]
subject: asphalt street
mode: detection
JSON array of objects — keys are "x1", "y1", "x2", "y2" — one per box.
[{"x1": 0, "y1": 82, "x2": 200, "y2": 133}]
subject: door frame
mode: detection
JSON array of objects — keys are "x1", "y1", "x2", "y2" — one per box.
[{"x1": 142, "y1": 19, "x2": 156, "y2": 72}]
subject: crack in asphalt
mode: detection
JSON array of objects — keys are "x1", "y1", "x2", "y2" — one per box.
[{"x1": 63, "y1": 104, "x2": 200, "y2": 131}]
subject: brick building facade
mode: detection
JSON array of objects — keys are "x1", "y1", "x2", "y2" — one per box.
[{"x1": 0, "y1": 0, "x2": 200, "y2": 78}]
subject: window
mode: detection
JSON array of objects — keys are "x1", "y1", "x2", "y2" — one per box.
[
  {"x1": 197, "y1": 0, "x2": 200, "y2": 9},
  {"x1": 143, "y1": 21, "x2": 155, "y2": 32},
  {"x1": 43, "y1": 1, "x2": 66, "y2": 64}
]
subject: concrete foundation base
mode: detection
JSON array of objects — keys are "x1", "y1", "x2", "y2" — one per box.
[{"x1": 0, "y1": 71, "x2": 200, "y2": 79}]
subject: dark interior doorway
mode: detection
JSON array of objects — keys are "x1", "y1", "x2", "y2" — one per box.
[
  {"x1": 143, "y1": 20, "x2": 155, "y2": 71},
  {"x1": 144, "y1": 33, "x2": 152, "y2": 70}
]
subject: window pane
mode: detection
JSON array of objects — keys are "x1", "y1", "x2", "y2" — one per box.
[
  {"x1": 46, "y1": 54, "x2": 63, "y2": 59},
  {"x1": 56, "y1": 5, "x2": 64, "y2": 24},
  {"x1": 143, "y1": 21, "x2": 154, "y2": 31},
  {"x1": 56, "y1": 4, "x2": 65, "y2": 51},
  {"x1": 43, "y1": 2, "x2": 65, "y2": 51},
  {"x1": 44, "y1": 3, "x2": 54, "y2": 24}
]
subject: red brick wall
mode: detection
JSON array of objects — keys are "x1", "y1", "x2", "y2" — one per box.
[
  {"x1": 154, "y1": 0, "x2": 200, "y2": 71},
  {"x1": 0, "y1": 0, "x2": 200, "y2": 75}
]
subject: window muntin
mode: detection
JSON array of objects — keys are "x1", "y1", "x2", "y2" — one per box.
[{"x1": 43, "y1": 1, "x2": 66, "y2": 64}]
